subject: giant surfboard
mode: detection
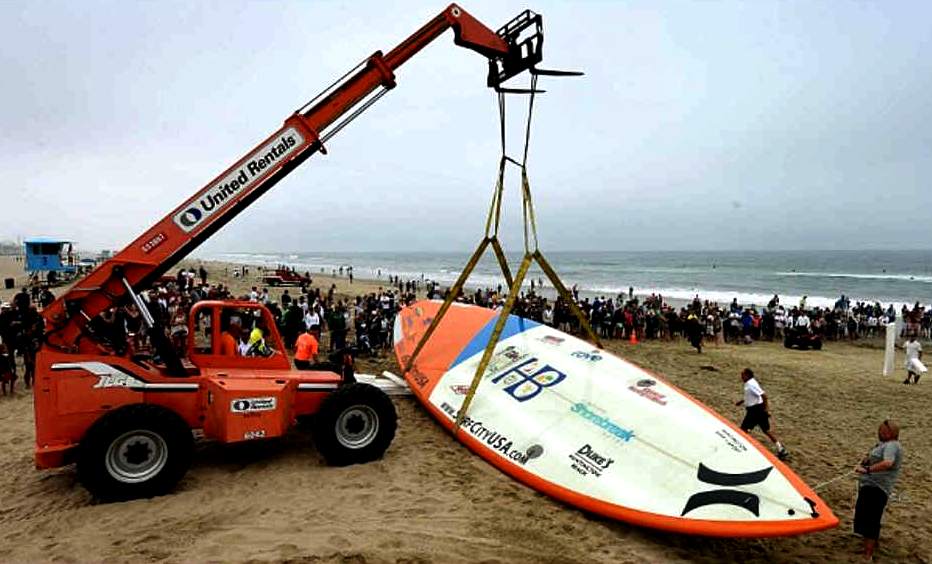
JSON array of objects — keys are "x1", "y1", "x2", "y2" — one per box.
[{"x1": 394, "y1": 300, "x2": 838, "y2": 537}]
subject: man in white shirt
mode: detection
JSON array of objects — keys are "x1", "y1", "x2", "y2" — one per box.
[
  {"x1": 735, "y1": 368, "x2": 788, "y2": 459},
  {"x1": 904, "y1": 333, "x2": 925, "y2": 384},
  {"x1": 795, "y1": 312, "x2": 811, "y2": 330}
]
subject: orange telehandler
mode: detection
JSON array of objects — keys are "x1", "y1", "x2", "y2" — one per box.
[{"x1": 33, "y1": 5, "x2": 567, "y2": 501}]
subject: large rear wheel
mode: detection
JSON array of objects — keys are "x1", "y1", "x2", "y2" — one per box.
[
  {"x1": 77, "y1": 404, "x2": 193, "y2": 501},
  {"x1": 312, "y1": 383, "x2": 397, "y2": 466}
]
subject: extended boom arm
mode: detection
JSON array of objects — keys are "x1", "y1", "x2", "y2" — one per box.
[{"x1": 43, "y1": 4, "x2": 551, "y2": 354}]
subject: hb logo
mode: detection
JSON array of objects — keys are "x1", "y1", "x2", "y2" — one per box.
[{"x1": 491, "y1": 357, "x2": 566, "y2": 402}]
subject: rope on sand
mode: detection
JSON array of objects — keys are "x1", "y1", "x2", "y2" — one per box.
[
  {"x1": 811, "y1": 470, "x2": 857, "y2": 491},
  {"x1": 811, "y1": 470, "x2": 908, "y2": 504}
]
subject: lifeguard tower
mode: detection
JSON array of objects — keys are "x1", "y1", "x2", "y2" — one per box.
[{"x1": 23, "y1": 237, "x2": 77, "y2": 285}]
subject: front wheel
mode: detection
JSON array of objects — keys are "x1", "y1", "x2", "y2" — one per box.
[
  {"x1": 77, "y1": 404, "x2": 193, "y2": 502},
  {"x1": 312, "y1": 383, "x2": 397, "y2": 466}
]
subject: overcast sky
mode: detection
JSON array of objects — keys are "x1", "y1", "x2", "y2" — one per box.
[{"x1": 1, "y1": 0, "x2": 929, "y2": 254}]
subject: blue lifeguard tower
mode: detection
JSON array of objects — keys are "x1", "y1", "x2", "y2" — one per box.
[{"x1": 24, "y1": 238, "x2": 77, "y2": 284}]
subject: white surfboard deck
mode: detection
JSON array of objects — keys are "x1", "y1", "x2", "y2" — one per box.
[{"x1": 396, "y1": 301, "x2": 837, "y2": 536}]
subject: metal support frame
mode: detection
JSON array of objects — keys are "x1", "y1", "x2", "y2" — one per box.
[{"x1": 404, "y1": 75, "x2": 598, "y2": 433}]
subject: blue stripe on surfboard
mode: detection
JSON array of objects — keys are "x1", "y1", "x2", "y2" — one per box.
[{"x1": 450, "y1": 314, "x2": 539, "y2": 369}]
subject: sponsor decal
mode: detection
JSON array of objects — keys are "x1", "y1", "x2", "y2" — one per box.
[
  {"x1": 715, "y1": 428, "x2": 748, "y2": 453},
  {"x1": 570, "y1": 402, "x2": 635, "y2": 443},
  {"x1": 439, "y1": 402, "x2": 541, "y2": 465},
  {"x1": 450, "y1": 384, "x2": 470, "y2": 395},
  {"x1": 53, "y1": 362, "x2": 197, "y2": 391},
  {"x1": 490, "y1": 357, "x2": 566, "y2": 402},
  {"x1": 231, "y1": 397, "x2": 277, "y2": 413},
  {"x1": 681, "y1": 463, "x2": 773, "y2": 517},
  {"x1": 571, "y1": 350, "x2": 603, "y2": 362},
  {"x1": 410, "y1": 367, "x2": 429, "y2": 389},
  {"x1": 627, "y1": 384, "x2": 668, "y2": 406},
  {"x1": 243, "y1": 430, "x2": 267, "y2": 440},
  {"x1": 94, "y1": 372, "x2": 147, "y2": 389},
  {"x1": 140, "y1": 232, "x2": 167, "y2": 254},
  {"x1": 538, "y1": 335, "x2": 565, "y2": 346},
  {"x1": 483, "y1": 345, "x2": 529, "y2": 377},
  {"x1": 569, "y1": 443, "x2": 615, "y2": 478},
  {"x1": 636, "y1": 378, "x2": 655, "y2": 387},
  {"x1": 173, "y1": 128, "x2": 304, "y2": 232}
]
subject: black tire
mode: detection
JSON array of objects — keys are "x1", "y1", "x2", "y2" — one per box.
[
  {"x1": 812, "y1": 340, "x2": 823, "y2": 351},
  {"x1": 77, "y1": 404, "x2": 193, "y2": 502},
  {"x1": 784, "y1": 337, "x2": 793, "y2": 349},
  {"x1": 312, "y1": 383, "x2": 397, "y2": 466}
]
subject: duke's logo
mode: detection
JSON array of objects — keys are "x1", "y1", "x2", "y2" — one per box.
[
  {"x1": 490, "y1": 357, "x2": 566, "y2": 402},
  {"x1": 569, "y1": 443, "x2": 615, "y2": 478}
]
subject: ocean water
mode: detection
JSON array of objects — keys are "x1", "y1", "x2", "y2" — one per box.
[{"x1": 206, "y1": 250, "x2": 932, "y2": 309}]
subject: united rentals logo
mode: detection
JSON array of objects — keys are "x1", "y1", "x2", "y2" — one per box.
[
  {"x1": 173, "y1": 127, "x2": 304, "y2": 232},
  {"x1": 231, "y1": 397, "x2": 277, "y2": 413}
]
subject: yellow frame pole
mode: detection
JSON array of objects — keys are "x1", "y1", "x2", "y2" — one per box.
[
  {"x1": 534, "y1": 251, "x2": 602, "y2": 349},
  {"x1": 402, "y1": 238, "x2": 490, "y2": 372},
  {"x1": 489, "y1": 236, "x2": 514, "y2": 289}
]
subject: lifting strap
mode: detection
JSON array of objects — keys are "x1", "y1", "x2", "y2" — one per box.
[{"x1": 401, "y1": 75, "x2": 601, "y2": 432}]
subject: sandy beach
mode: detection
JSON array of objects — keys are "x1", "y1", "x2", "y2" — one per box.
[{"x1": 0, "y1": 256, "x2": 930, "y2": 562}]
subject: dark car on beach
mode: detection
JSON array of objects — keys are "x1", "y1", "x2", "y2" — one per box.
[{"x1": 784, "y1": 327, "x2": 823, "y2": 350}]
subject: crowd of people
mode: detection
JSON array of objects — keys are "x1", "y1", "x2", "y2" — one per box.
[
  {"x1": 78, "y1": 266, "x2": 423, "y2": 365},
  {"x1": 432, "y1": 282, "x2": 930, "y2": 351},
  {"x1": 3, "y1": 259, "x2": 929, "y2": 396},
  {"x1": 0, "y1": 288, "x2": 45, "y2": 395}
]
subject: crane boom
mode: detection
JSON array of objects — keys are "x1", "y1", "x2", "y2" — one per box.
[{"x1": 43, "y1": 4, "x2": 548, "y2": 353}]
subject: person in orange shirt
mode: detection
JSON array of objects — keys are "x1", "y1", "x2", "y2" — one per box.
[
  {"x1": 219, "y1": 318, "x2": 242, "y2": 356},
  {"x1": 294, "y1": 327, "x2": 319, "y2": 369}
]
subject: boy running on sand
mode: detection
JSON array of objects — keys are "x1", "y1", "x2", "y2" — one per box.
[
  {"x1": 735, "y1": 368, "x2": 788, "y2": 459},
  {"x1": 903, "y1": 333, "x2": 925, "y2": 384}
]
